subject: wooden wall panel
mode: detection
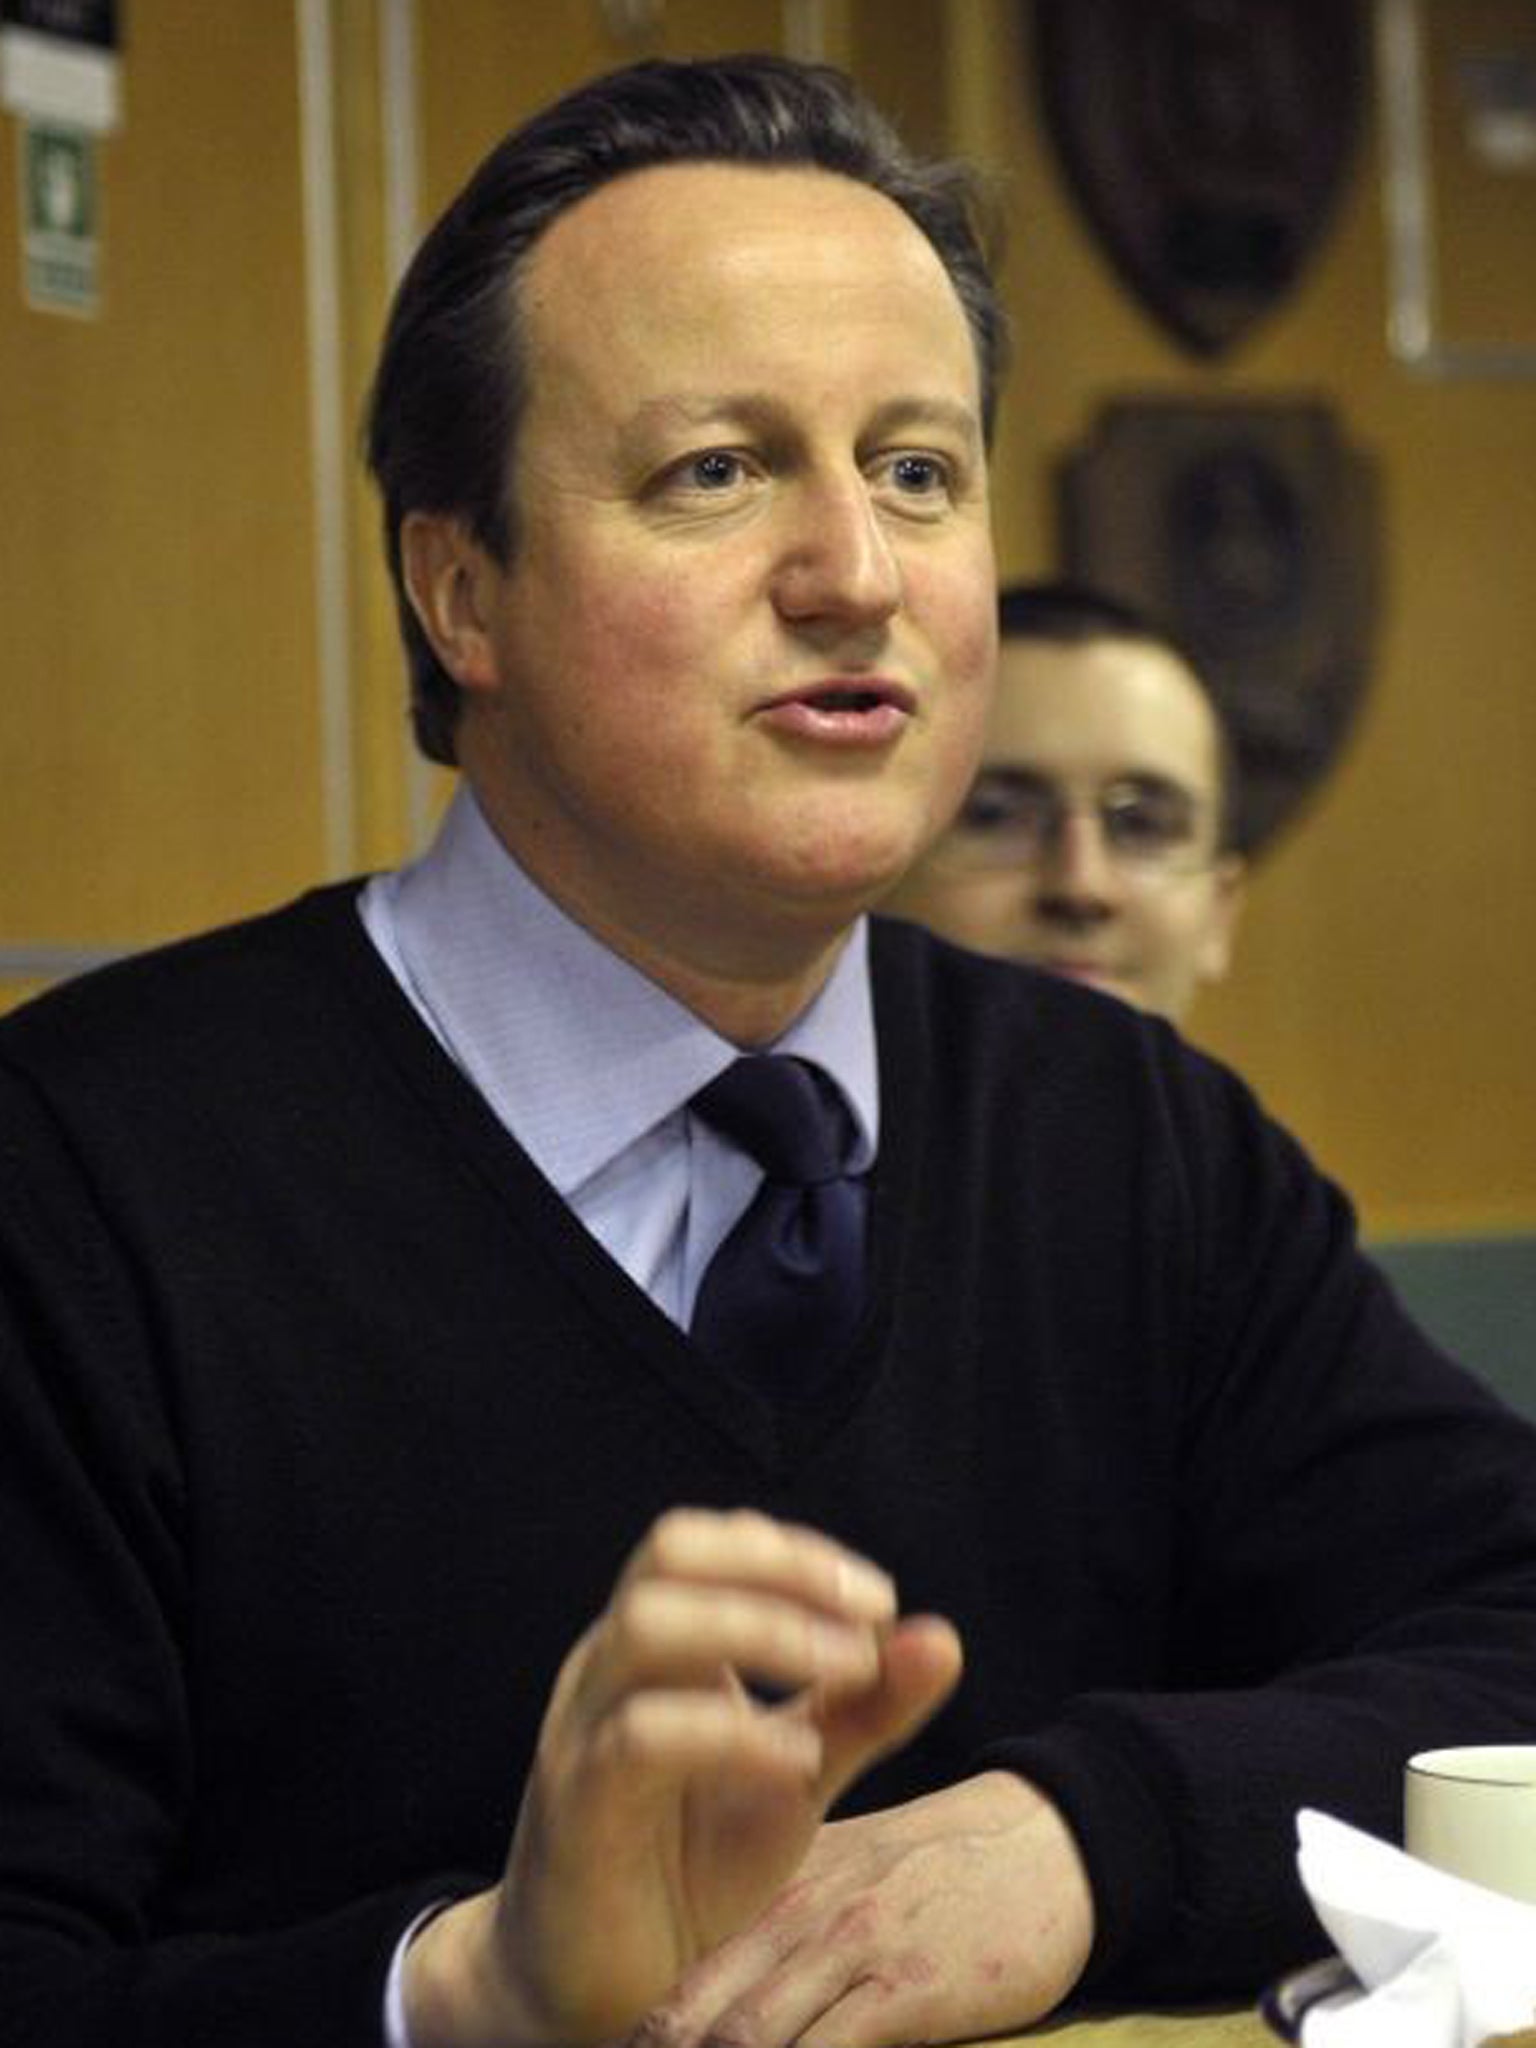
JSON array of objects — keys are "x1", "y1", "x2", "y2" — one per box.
[
  {"x1": 953, "y1": 0, "x2": 1536, "y2": 1235},
  {"x1": 0, "y1": 1, "x2": 326, "y2": 1005}
]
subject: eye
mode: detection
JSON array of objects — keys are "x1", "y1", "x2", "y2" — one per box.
[
  {"x1": 958, "y1": 773, "x2": 1054, "y2": 838},
  {"x1": 686, "y1": 450, "x2": 744, "y2": 490},
  {"x1": 651, "y1": 448, "x2": 758, "y2": 498},
  {"x1": 957, "y1": 786, "x2": 1016, "y2": 834},
  {"x1": 646, "y1": 446, "x2": 764, "y2": 513},
  {"x1": 647, "y1": 446, "x2": 768, "y2": 511},
  {"x1": 1101, "y1": 785, "x2": 1199, "y2": 854},
  {"x1": 882, "y1": 451, "x2": 951, "y2": 498}
]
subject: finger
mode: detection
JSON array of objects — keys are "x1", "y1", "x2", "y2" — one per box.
[
  {"x1": 809, "y1": 1613, "x2": 964, "y2": 1801},
  {"x1": 582, "y1": 1685, "x2": 826, "y2": 1789},
  {"x1": 793, "y1": 1937, "x2": 1065, "y2": 2048},
  {"x1": 629, "y1": 1912, "x2": 823, "y2": 2048},
  {"x1": 577, "y1": 1577, "x2": 888, "y2": 1714},
  {"x1": 662, "y1": 1902, "x2": 974, "y2": 2048},
  {"x1": 623, "y1": 1508, "x2": 897, "y2": 1624},
  {"x1": 798, "y1": 1971, "x2": 947, "y2": 2048},
  {"x1": 632, "y1": 1901, "x2": 935, "y2": 2048}
]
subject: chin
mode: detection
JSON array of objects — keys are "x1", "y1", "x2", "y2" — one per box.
[
  {"x1": 761, "y1": 820, "x2": 926, "y2": 911},
  {"x1": 770, "y1": 867, "x2": 909, "y2": 930},
  {"x1": 1032, "y1": 962, "x2": 1140, "y2": 1008}
]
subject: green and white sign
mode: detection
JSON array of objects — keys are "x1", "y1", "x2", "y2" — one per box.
[{"x1": 20, "y1": 117, "x2": 98, "y2": 315}]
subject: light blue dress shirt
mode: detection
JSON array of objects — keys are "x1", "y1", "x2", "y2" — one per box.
[
  {"x1": 360, "y1": 786, "x2": 881, "y2": 2044},
  {"x1": 358, "y1": 786, "x2": 879, "y2": 1331}
]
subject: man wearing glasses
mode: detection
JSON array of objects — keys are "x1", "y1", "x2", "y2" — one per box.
[{"x1": 886, "y1": 581, "x2": 1245, "y2": 1024}]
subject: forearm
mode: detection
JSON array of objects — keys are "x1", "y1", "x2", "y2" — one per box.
[
  {"x1": 993, "y1": 1610, "x2": 1536, "y2": 2003},
  {"x1": 0, "y1": 1889, "x2": 457, "y2": 2048}
]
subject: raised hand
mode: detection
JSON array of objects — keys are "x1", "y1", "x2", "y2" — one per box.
[{"x1": 403, "y1": 1507, "x2": 962, "y2": 2048}]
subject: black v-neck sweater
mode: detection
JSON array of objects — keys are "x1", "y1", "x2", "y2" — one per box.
[{"x1": 4, "y1": 886, "x2": 1536, "y2": 2046}]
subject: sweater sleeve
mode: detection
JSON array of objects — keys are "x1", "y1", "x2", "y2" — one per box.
[
  {"x1": 0, "y1": 1063, "x2": 473, "y2": 2048},
  {"x1": 983, "y1": 1048, "x2": 1536, "y2": 2001}
]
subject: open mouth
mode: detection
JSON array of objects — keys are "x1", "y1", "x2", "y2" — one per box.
[
  {"x1": 754, "y1": 680, "x2": 915, "y2": 747},
  {"x1": 761, "y1": 675, "x2": 913, "y2": 716},
  {"x1": 806, "y1": 686, "x2": 891, "y2": 713}
]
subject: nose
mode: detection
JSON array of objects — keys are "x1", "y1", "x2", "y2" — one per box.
[
  {"x1": 770, "y1": 472, "x2": 903, "y2": 634},
  {"x1": 1033, "y1": 809, "x2": 1122, "y2": 920}
]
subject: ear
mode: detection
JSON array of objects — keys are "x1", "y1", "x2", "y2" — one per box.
[
  {"x1": 1196, "y1": 854, "x2": 1247, "y2": 986},
  {"x1": 399, "y1": 512, "x2": 503, "y2": 695}
]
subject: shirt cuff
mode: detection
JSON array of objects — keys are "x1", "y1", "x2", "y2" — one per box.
[{"x1": 384, "y1": 1900, "x2": 455, "y2": 2048}]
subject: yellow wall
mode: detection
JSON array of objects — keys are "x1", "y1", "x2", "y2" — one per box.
[
  {"x1": 0, "y1": 4, "x2": 326, "y2": 975},
  {"x1": 3, "y1": 0, "x2": 1532, "y2": 1237},
  {"x1": 953, "y1": 0, "x2": 1536, "y2": 1236}
]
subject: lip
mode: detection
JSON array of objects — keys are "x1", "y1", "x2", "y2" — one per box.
[
  {"x1": 1038, "y1": 960, "x2": 1126, "y2": 996},
  {"x1": 753, "y1": 677, "x2": 916, "y2": 747}
]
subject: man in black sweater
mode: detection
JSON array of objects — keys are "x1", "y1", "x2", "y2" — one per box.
[{"x1": 3, "y1": 52, "x2": 1536, "y2": 2048}]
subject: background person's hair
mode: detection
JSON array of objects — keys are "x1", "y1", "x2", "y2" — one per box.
[
  {"x1": 997, "y1": 579, "x2": 1173, "y2": 648},
  {"x1": 995, "y1": 578, "x2": 1242, "y2": 853},
  {"x1": 366, "y1": 53, "x2": 1009, "y2": 765}
]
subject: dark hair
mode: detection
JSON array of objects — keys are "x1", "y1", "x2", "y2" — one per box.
[
  {"x1": 995, "y1": 579, "x2": 1241, "y2": 851},
  {"x1": 365, "y1": 53, "x2": 1008, "y2": 765}
]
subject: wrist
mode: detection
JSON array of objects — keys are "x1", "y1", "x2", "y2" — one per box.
[{"x1": 402, "y1": 1891, "x2": 535, "y2": 2048}]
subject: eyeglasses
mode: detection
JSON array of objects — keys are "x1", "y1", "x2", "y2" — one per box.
[{"x1": 942, "y1": 770, "x2": 1220, "y2": 877}]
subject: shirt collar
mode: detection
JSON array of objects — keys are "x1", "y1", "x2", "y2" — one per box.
[{"x1": 377, "y1": 787, "x2": 878, "y2": 1196}]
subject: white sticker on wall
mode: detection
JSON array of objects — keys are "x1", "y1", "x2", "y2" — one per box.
[
  {"x1": 19, "y1": 117, "x2": 99, "y2": 316},
  {"x1": 0, "y1": 3, "x2": 121, "y2": 135}
]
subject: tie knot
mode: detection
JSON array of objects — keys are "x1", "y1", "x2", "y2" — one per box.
[{"x1": 691, "y1": 1056, "x2": 851, "y2": 1188}]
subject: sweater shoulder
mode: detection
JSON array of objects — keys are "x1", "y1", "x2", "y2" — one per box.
[
  {"x1": 869, "y1": 910, "x2": 1216, "y2": 1102},
  {"x1": 0, "y1": 884, "x2": 379, "y2": 1114},
  {"x1": 866, "y1": 913, "x2": 1317, "y2": 1217}
]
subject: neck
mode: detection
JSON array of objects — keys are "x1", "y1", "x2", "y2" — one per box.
[
  {"x1": 614, "y1": 933, "x2": 850, "y2": 1047},
  {"x1": 464, "y1": 782, "x2": 858, "y2": 1047},
  {"x1": 550, "y1": 883, "x2": 853, "y2": 1045}
]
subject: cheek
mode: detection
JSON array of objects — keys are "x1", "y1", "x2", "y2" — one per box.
[
  {"x1": 936, "y1": 871, "x2": 1028, "y2": 939},
  {"x1": 568, "y1": 581, "x2": 697, "y2": 693},
  {"x1": 926, "y1": 571, "x2": 998, "y2": 766},
  {"x1": 1131, "y1": 892, "x2": 1208, "y2": 962},
  {"x1": 535, "y1": 578, "x2": 716, "y2": 771},
  {"x1": 956, "y1": 601, "x2": 1000, "y2": 694},
  {"x1": 911, "y1": 564, "x2": 997, "y2": 755},
  {"x1": 926, "y1": 561, "x2": 998, "y2": 696},
  {"x1": 540, "y1": 526, "x2": 721, "y2": 681}
]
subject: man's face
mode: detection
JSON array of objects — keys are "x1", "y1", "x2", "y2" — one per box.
[
  {"x1": 887, "y1": 636, "x2": 1244, "y2": 1023},
  {"x1": 416, "y1": 161, "x2": 995, "y2": 988}
]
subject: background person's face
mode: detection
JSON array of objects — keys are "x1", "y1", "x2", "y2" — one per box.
[
  {"x1": 887, "y1": 637, "x2": 1243, "y2": 1023},
  {"x1": 445, "y1": 161, "x2": 996, "y2": 985}
]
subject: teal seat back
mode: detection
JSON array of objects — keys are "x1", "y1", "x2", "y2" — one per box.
[{"x1": 1369, "y1": 1236, "x2": 1536, "y2": 1422}]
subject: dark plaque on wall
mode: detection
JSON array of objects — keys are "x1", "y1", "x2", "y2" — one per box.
[
  {"x1": 0, "y1": 1, "x2": 118, "y2": 43},
  {"x1": 1032, "y1": 0, "x2": 1364, "y2": 354},
  {"x1": 1058, "y1": 400, "x2": 1379, "y2": 853}
]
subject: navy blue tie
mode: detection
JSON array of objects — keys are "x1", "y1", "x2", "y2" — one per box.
[{"x1": 690, "y1": 1056, "x2": 866, "y2": 1400}]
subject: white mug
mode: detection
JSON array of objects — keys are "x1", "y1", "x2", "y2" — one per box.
[{"x1": 1405, "y1": 1745, "x2": 1536, "y2": 1903}]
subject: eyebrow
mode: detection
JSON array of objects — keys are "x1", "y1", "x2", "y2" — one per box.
[
  {"x1": 621, "y1": 391, "x2": 984, "y2": 450},
  {"x1": 862, "y1": 395, "x2": 984, "y2": 446},
  {"x1": 977, "y1": 766, "x2": 1207, "y2": 807}
]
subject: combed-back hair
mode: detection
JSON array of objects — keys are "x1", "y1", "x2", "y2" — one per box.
[{"x1": 365, "y1": 53, "x2": 1008, "y2": 764}]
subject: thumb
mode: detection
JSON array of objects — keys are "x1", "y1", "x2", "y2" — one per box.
[{"x1": 812, "y1": 1613, "x2": 964, "y2": 1804}]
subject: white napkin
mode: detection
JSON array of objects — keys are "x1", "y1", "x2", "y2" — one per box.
[{"x1": 1293, "y1": 1808, "x2": 1536, "y2": 2046}]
